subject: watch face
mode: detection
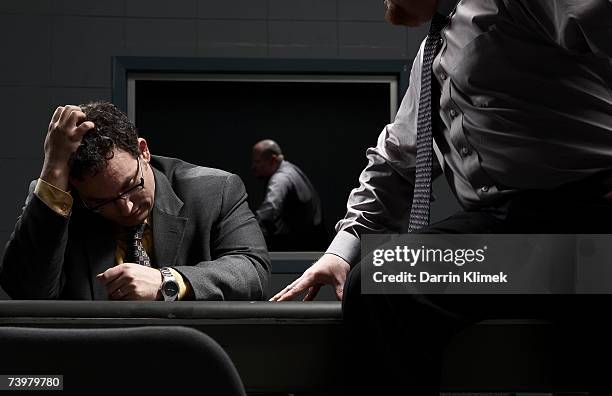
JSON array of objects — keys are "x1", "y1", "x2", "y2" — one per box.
[{"x1": 163, "y1": 281, "x2": 179, "y2": 297}]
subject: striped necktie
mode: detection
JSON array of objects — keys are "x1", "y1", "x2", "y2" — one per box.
[{"x1": 408, "y1": 13, "x2": 448, "y2": 232}]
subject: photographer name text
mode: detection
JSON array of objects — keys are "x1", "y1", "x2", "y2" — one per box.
[{"x1": 372, "y1": 271, "x2": 508, "y2": 284}]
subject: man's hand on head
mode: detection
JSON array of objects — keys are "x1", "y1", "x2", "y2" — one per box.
[
  {"x1": 96, "y1": 264, "x2": 163, "y2": 301},
  {"x1": 40, "y1": 105, "x2": 95, "y2": 190}
]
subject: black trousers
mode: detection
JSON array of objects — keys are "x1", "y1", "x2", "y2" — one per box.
[{"x1": 341, "y1": 184, "x2": 612, "y2": 395}]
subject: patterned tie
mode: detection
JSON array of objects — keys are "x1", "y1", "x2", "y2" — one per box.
[
  {"x1": 126, "y1": 223, "x2": 151, "y2": 267},
  {"x1": 408, "y1": 13, "x2": 448, "y2": 232}
]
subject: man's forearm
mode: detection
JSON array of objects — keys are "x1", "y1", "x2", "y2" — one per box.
[
  {"x1": 40, "y1": 163, "x2": 70, "y2": 192},
  {"x1": 174, "y1": 253, "x2": 270, "y2": 301}
]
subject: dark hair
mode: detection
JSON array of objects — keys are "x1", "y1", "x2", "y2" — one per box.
[{"x1": 69, "y1": 101, "x2": 140, "y2": 180}]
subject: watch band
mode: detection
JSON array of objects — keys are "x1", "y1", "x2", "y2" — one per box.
[
  {"x1": 159, "y1": 267, "x2": 178, "y2": 301},
  {"x1": 160, "y1": 267, "x2": 174, "y2": 279}
]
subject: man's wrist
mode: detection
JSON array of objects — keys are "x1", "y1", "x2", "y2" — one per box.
[
  {"x1": 326, "y1": 230, "x2": 360, "y2": 266},
  {"x1": 159, "y1": 267, "x2": 180, "y2": 301},
  {"x1": 168, "y1": 268, "x2": 188, "y2": 300},
  {"x1": 40, "y1": 164, "x2": 70, "y2": 191}
]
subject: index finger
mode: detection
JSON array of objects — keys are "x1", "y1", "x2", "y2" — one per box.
[
  {"x1": 58, "y1": 105, "x2": 82, "y2": 125},
  {"x1": 274, "y1": 276, "x2": 313, "y2": 302},
  {"x1": 96, "y1": 265, "x2": 124, "y2": 286},
  {"x1": 269, "y1": 280, "x2": 297, "y2": 301},
  {"x1": 66, "y1": 109, "x2": 88, "y2": 131},
  {"x1": 50, "y1": 106, "x2": 64, "y2": 125},
  {"x1": 270, "y1": 277, "x2": 302, "y2": 301}
]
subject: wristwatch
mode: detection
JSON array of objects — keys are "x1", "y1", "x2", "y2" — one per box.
[{"x1": 159, "y1": 267, "x2": 179, "y2": 301}]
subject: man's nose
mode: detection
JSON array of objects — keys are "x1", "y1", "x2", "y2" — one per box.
[{"x1": 115, "y1": 196, "x2": 134, "y2": 216}]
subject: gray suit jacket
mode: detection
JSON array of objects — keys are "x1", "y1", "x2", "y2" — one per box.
[{"x1": 0, "y1": 155, "x2": 271, "y2": 300}]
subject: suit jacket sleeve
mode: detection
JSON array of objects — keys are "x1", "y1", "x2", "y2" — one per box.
[
  {"x1": 174, "y1": 174, "x2": 271, "y2": 301},
  {"x1": 0, "y1": 181, "x2": 69, "y2": 299}
]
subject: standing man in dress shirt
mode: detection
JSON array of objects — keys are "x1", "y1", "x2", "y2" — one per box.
[
  {"x1": 252, "y1": 139, "x2": 328, "y2": 251},
  {"x1": 272, "y1": 0, "x2": 612, "y2": 393},
  {"x1": 0, "y1": 102, "x2": 270, "y2": 301}
]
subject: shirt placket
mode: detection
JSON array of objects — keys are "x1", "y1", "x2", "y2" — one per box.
[{"x1": 433, "y1": 22, "x2": 500, "y2": 203}]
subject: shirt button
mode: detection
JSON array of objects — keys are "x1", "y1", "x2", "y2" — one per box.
[
  {"x1": 460, "y1": 147, "x2": 470, "y2": 156},
  {"x1": 450, "y1": 109, "x2": 458, "y2": 118},
  {"x1": 481, "y1": 186, "x2": 489, "y2": 193}
]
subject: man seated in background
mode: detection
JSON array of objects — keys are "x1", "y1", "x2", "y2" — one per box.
[
  {"x1": 252, "y1": 139, "x2": 328, "y2": 251},
  {"x1": 0, "y1": 102, "x2": 270, "y2": 301}
]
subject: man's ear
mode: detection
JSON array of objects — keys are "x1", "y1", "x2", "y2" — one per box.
[{"x1": 138, "y1": 138, "x2": 151, "y2": 162}]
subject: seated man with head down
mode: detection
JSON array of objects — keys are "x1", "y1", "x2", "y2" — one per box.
[{"x1": 0, "y1": 102, "x2": 270, "y2": 301}]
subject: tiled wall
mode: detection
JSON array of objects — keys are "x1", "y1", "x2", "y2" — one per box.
[{"x1": 0, "y1": 0, "x2": 430, "y2": 299}]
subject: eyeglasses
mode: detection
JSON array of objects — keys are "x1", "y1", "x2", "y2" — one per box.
[{"x1": 82, "y1": 156, "x2": 145, "y2": 213}]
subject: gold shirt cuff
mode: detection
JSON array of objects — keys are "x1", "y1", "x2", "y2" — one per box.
[{"x1": 34, "y1": 178, "x2": 73, "y2": 217}]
